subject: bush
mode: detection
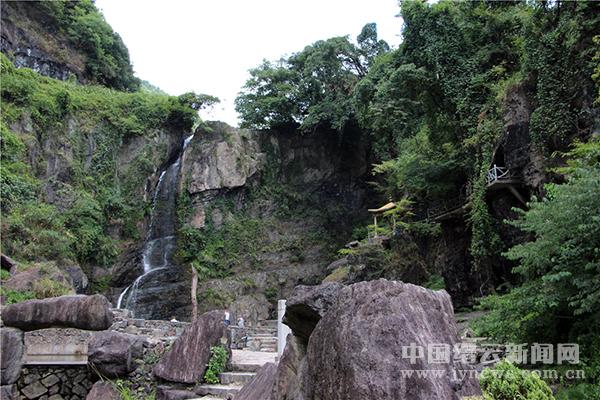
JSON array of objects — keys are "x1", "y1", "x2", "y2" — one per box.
[
  {"x1": 556, "y1": 384, "x2": 600, "y2": 400},
  {"x1": 2, "y1": 202, "x2": 74, "y2": 262},
  {"x1": 480, "y1": 361, "x2": 555, "y2": 400},
  {"x1": 203, "y1": 346, "x2": 228, "y2": 384},
  {"x1": 0, "y1": 288, "x2": 35, "y2": 304}
]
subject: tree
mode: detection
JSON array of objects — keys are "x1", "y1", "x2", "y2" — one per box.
[
  {"x1": 235, "y1": 23, "x2": 389, "y2": 133},
  {"x1": 178, "y1": 92, "x2": 220, "y2": 111},
  {"x1": 475, "y1": 138, "x2": 600, "y2": 343}
]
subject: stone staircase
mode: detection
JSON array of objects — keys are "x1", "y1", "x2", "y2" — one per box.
[
  {"x1": 191, "y1": 320, "x2": 279, "y2": 399},
  {"x1": 243, "y1": 319, "x2": 278, "y2": 352}
]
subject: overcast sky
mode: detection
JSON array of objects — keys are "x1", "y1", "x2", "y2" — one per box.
[{"x1": 95, "y1": 0, "x2": 403, "y2": 126}]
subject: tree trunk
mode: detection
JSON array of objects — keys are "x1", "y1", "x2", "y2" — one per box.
[{"x1": 191, "y1": 264, "x2": 198, "y2": 323}]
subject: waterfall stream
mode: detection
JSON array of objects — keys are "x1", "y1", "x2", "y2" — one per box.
[{"x1": 116, "y1": 134, "x2": 194, "y2": 313}]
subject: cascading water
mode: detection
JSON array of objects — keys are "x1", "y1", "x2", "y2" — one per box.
[{"x1": 116, "y1": 134, "x2": 194, "y2": 314}]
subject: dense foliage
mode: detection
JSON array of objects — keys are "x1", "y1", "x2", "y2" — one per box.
[
  {"x1": 203, "y1": 346, "x2": 228, "y2": 384},
  {"x1": 237, "y1": 0, "x2": 600, "y2": 390},
  {"x1": 474, "y1": 139, "x2": 600, "y2": 384},
  {"x1": 0, "y1": 53, "x2": 202, "y2": 269},
  {"x1": 235, "y1": 23, "x2": 388, "y2": 132},
  {"x1": 479, "y1": 360, "x2": 555, "y2": 400},
  {"x1": 29, "y1": 0, "x2": 140, "y2": 91}
]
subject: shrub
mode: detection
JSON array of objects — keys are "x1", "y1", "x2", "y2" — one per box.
[
  {"x1": 556, "y1": 384, "x2": 600, "y2": 400},
  {"x1": 31, "y1": 277, "x2": 73, "y2": 298},
  {"x1": 203, "y1": 346, "x2": 228, "y2": 384},
  {"x1": 479, "y1": 361, "x2": 555, "y2": 400},
  {"x1": 0, "y1": 288, "x2": 35, "y2": 304}
]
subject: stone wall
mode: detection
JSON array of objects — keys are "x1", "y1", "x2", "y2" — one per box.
[{"x1": 17, "y1": 366, "x2": 94, "y2": 400}]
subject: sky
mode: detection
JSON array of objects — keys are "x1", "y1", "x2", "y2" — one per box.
[{"x1": 95, "y1": 0, "x2": 403, "y2": 127}]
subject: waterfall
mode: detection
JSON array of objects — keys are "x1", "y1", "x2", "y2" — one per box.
[{"x1": 116, "y1": 134, "x2": 194, "y2": 312}]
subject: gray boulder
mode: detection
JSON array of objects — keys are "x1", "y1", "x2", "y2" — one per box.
[
  {"x1": 153, "y1": 310, "x2": 227, "y2": 383},
  {"x1": 283, "y1": 282, "x2": 343, "y2": 342},
  {"x1": 88, "y1": 331, "x2": 145, "y2": 378},
  {"x1": 62, "y1": 263, "x2": 89, "y2": 293},
  {"x1": 86, "y1": 381, "x2": 120, "y2": 400},
  {"x1": 1, "y1": 295, "x2": 113, "y2": 331},
  {"x1": 0, "y1": 328, "x2": 23, "y2": 385},
  {"x1": 302, "y1": 279, "x2": 481, "y2": 400},
  {"x1": 235, "y1": 363, "x2": 277, "y2": 400}
]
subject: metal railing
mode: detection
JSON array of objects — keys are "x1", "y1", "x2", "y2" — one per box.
[{"x1": 486, "y1": 164, "x2": 511, "y2": 185}]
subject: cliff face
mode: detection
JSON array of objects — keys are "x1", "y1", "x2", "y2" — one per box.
[
  {"x1": 1, "y1": 2, "x2": 82, "y2": 81},
  {"x1": 109, "y1": 122, "x2": 374, "y2": 321}
]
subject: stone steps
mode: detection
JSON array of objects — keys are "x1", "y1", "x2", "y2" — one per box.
[
  {"x1": 244, "y1": 334, "x2": 278, "y2": 352},
  {"x1": 219, "y1": 372, "x2": 256, "y2": 385},
  {"x1": 195, "y1": 383, "x2": 243, "y2": 398}
]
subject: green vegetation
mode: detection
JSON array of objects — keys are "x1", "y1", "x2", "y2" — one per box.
[
  {"x1": 0, "y1": 288, "x2": 36, "y2": 305},
  {"x1": 203, "y1": 345, "x2": 228, "y2": 384},
  {"x1": 237, "y1": 1, "x2": 599, "y2": 393},
  {"x1": 0, "y1": 51, "x2": 212, "y2": 270},
  {"x1": 474, "y1": 139, "x2": 600, "y2": 387},
  {"x1": 556, "y1": 383, "x2": 600, "y2": 400},
  {"x1": 480, "y1": 361, "x2": 555, "y2": 400},
  {"x1": 23, "y1": 0, "x2": 139, "y2": 91},
  {"x1": 236, "y1": 22, "x2": 388, "y2": 132}
]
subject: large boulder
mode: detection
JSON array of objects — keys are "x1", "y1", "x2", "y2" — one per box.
[
  {"x1": 86, "y1": 381, "x2": 120, "y2": 400},
  {"x1": 1, "y1": 328, "x2": 23, "y2": 385},
  {"x1": 88, "y1": 331, "x2": 145, "y2": 378},
  {"x1": 301, "y1": 279, "x2": 481, "y2": 400},
  {"x1": 1, "y1": 294, "x2": 113, "y2": 331},
  {"x1": 235, "y1": 363, "x2": 278, "y2": 400},
  {"x1": 283, "y1": 282, "x2": 343, "y2": 342},
  {"x1": 153, "y1": 310, "x2": 227, "y2": 383}
]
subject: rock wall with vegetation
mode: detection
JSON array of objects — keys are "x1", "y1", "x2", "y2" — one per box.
[
  {"x1": 0, "y1": 50, "x2": 199, "y2": 304},
  {"x1": 168, "y1": 121, "x2": 373, "y2": 320},
  {"x1": 1, "y1": 0, "x2": 139, "y2": 91}
]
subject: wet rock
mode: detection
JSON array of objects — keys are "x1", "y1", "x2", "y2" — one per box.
[
  {"x1": 283, "y1": 282, "x2": 343, "y2": 342},
  {"x1": 153, "y1": 310, "x2": 227, "y2": 383},
  {"x1": 1, "y1": 328, "x2": 23, "y2": 385},
  {"x1": 2, "y1": 295, "x2": 113, "y2": 331},
  {"x1": 235, "y1": 363, "x2": 277, "y2": 400},
  {"x1": 86, "y1": 381, "x2": 120, "y2": 400},
  {"x1": 88, "y1": 331, "x2": 145, "y2": 378},
  {"x1": 109, "y1": 245, "x2": 143, "y2": 288}
]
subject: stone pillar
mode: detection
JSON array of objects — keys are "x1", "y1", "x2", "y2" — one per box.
[{"x1": 277, "y1": 300, "x2": 291, "y2": 357}]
